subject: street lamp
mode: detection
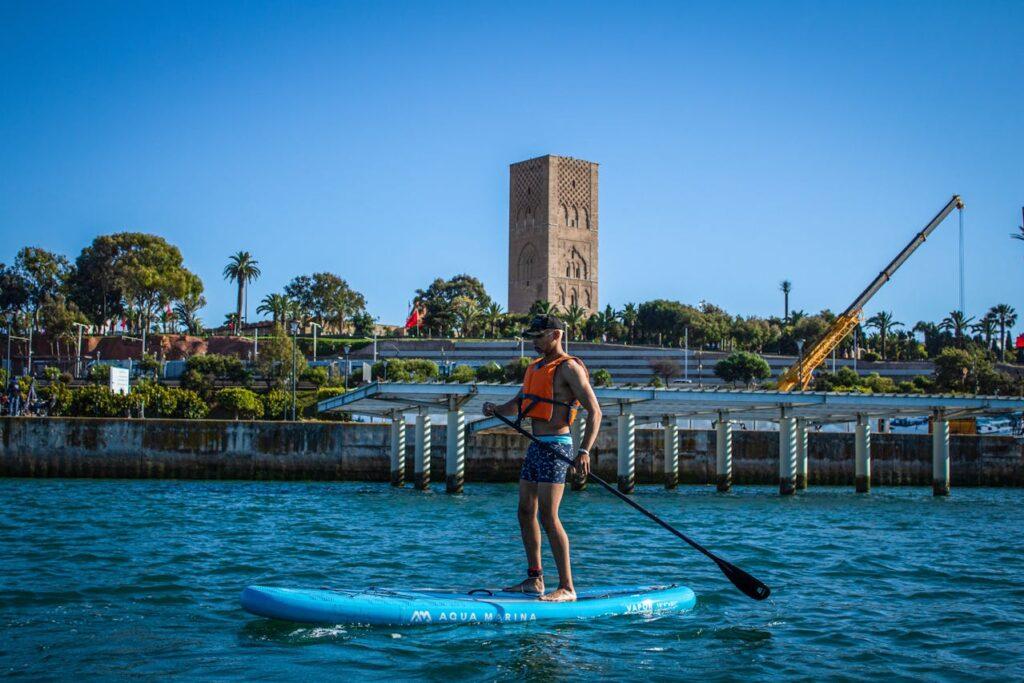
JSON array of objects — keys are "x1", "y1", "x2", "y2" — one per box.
[
  {"x1": 343, "y1": 345, "x2": 351, "y2": 390},
  {"x1": 290, "y1": 320, "x2": 299, "y2": 421},
  {"x1": 310, "y1": 322, "x2": 322, "y2": 362},
  {"x1": 73, "y1": 322, "x2": 89, "y2": 378}
]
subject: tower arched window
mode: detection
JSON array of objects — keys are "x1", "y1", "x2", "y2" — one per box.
[
  {"x1": 561, "y1": 203, "x2": 569, "y2": 226},
  {"x1": 571, "y1": 206, "x2": 579, "y2": 228},
  {"x1": 517, "y1": 243, "x2": 538, "y2": 285},
  {"x1": 570, "y1": 289, "x2": 578, "y2": 307},
  {"x1": 583, "y1": 207, "x2": 590, "y2": 230}
]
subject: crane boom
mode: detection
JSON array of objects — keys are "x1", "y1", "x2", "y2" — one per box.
[{"x1": 777, "y1": 194, "x2": 964, "y2": 392}]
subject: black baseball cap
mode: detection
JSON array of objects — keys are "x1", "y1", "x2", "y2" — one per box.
[{"x1": 522, "y1": 314, "x2": 566, "y2": 338}]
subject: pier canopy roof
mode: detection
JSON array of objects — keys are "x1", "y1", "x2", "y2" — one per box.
[{"x1": 317, "y1": 382, "x2": 1024, "y2": 430}]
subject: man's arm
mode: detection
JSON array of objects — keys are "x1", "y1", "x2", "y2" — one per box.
[
  {"x1": 565, "y1": 360, "x2": 602, "y2": 477},
  {"x1": 482, "y1": 392, "x2": 522, "y2": 417}
]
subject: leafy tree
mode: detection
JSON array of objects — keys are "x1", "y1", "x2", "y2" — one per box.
[
  {"x1": 216, "y1": 387, "x2": 263, "y2": 420},
  {"x1": 989, "y1": 304, "x2": 1017, "y2": 361},
  {"x1": 0, "y1": 263, "x2": 30, "y2": 328},
  {"x1": 14, "y1": 247, "x2": 72, "y2": 334},
  {"x1": 350, "y1": 311, "x2": 377, "y2": 337},
  {"x1": 865, "y1": 311, "x2": 903, "y2": 360},
  {"x1": 649, "y1": 358, "x2": 682, "y2": 384},
  {"x1": 255, "y1": 324, "x2": 305, "y2": 387},
  {"x1": 413, "y1": 275, "x2": 492, "y2": 336},
  {"x1": 591, "y1": 368, "x2": 613, "y2": 387},
  {"x1": 257, "y1": 293, "x2": 293, "y2": 325},
  {"x1": 68, "y1": 236, "x2": 124, "y2": 329},
  {"x1": 300, "y1": 366, "x2": 329, "y2": 386},
  {"x1": 286, "y1": 272, "x2": 367, "y2": 333},
  {"x1": 223, "y1": 251, "x2": 261, "y2": 328},
  {"x1": 714, "y1": 351, "x2": 771, "y2": 387},
  {"x1": 779, "y1": 280, "x2": 792, "y2": 321},
  {"x1": 261, "y1": 389, "x2": 291, "y2": 420}
]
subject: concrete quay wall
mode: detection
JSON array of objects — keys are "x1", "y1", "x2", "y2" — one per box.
[{"x1": 1, "y1": 417, "x2": 1022, "y2": 486}]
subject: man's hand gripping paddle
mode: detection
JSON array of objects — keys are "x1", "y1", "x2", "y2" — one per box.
[{"x1": 491, "y1": 411, "x2": 771, "y2": 601}]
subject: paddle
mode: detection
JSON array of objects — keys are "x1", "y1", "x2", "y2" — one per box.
[{"x1": 489, "y1": 411, "x2": 772, "y2": 601}]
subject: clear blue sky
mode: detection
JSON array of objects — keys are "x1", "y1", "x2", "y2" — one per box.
[{"x1": 2, "y1": 1, "x2": 1022, "y2": 330}]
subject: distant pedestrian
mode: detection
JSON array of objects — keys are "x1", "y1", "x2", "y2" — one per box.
[{"x1": 7, "y1": 378, "x2": 22, "y2": 417}]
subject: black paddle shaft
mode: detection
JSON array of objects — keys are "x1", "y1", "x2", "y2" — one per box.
[{"x1": 491, "y1": 412, "x2": 771, "y2": 601}]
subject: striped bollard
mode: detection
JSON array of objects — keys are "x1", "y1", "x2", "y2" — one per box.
[
  {"x1": 445, "y1": 406, "x2": 465, "y2": 494},
  {"x1": 617, "y1": 411, "x2": 635, "y2": 494},
  {"x1": 855, "y1": 415, "x2": 871, "y2": 493},
  {"x1": 779, "y1": 413, "x2": 797, "y2": 496},
  {"x1": 932, "y1": 412, "x2": 950, "y2": 496},
  {"x1": 414, "y1": 412, "x2": 431, "y2": 490},
  {"x1": 663, "y1": 416, "x2": 679, "y2": 489},
  {"x1": 716, "y1": 415, "x2": 732, "y2": 492},
  {"x1": 795, "y1": 418, "x2": 808, "y2": 490},
  {"x1": 390, "y1": 415, "x2": 405, "y2": 487}
]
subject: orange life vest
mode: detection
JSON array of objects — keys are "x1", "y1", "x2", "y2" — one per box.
[{"x1": 517, "y1": 355, "x2": 587, "y2": 427}]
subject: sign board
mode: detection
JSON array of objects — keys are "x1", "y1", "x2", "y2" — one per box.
[
  {"x1": 109, "y1": 367, "x2": 130, "y2": 395},
  {"x1": 362, "y1": 362, "x2": 372, "y2": 383}
]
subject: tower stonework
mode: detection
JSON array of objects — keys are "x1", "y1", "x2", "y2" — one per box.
[{"x1": 507, "y1": 155, "x2": 599, "y2": 315}]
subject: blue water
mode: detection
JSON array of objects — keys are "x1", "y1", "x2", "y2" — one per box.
[{"x1": 2, "y1": 480, "x2": 1022, "y2": 681}]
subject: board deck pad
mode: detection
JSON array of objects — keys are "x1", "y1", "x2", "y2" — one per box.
[{"x1": 241, "y1": 585, "x2": 696, "y2": 626}]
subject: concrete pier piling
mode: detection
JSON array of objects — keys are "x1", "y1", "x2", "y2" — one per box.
[
  {"x1": 932, "y1": 412, "x2": 950, "y2": 496},
  {"x1": 779, "y1": 413, "x2": 797, "y2": 495},
  {"x1": 855, "y1": 414, "x2": 871, "y2": 493},
  {"x1": 389, "y1": 415, "x2": 405, "y2": 487},
  {"x1": 414, "y1": 412, "x2": 431, "y2": 490},
  {"x1": 617, "y1": 410, "x2": 635, "y2": 494},
  {"x1": 663, "y1": 416, "x2": 679, "y2": 489},
  {"x1": 570, "y1": 413, "x2": 587, "y2": 491},
  {"x1": 795, "y1": 418, "x2": 808, "y2": 490},
  {"x1": 445, "y1": 405, "x2": 465, "y2": 494},
  {"x1": 716, "y1": 413, "x2": 732, "y2": 492}
]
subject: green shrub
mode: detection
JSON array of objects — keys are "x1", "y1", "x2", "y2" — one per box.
[
  {"x1": 128, "y1": 380, "x2": 179, "y2": 417},
  {"x1": 475, "y1": 362, "x2": 505, "y2": 383},
  {"x1": 215, "y1": 387, "x2": 263, "y2": 420},
  {"x1": 896, "y1": 380, "x2": 921, "y2": 394},
  {"x1": 316, "y1": 387, "x2": 347, "y2": 400},
  {"x1": 372, "y1": 358, "x2": 439, "y2": 382},
  {"x1": 447, "y1": 365, "x2": 476, "y2": 383},
  {"x1": 173, "y1": 389, "x2": 209, "y2": 419},
  {"x1": 835, "y1": 366, "x2": 861, "y2": 387},
  {"x1": 69, "y1": 385, "x2": 128, "y2": 417},
  {"x1": 39, "y1": 381, "x2": 72, "y2": 415},
  {"x1": 300, "y1": 366, "x2": 329, "y2": 386},
  {"x1": 88, "y1": 364, "x2": 111, "y2": 384},
  {"x1": 43, "y1": 366, "x2": 62, "y2": 383},
  {"x1": 714, "y1": 351, "x2": 771, "y2": 387},
  {"x1": 138, "y1": 353, "x2": 161, "y2": 379},
  {"x1": 861, "y1": 350, "x2": 880, "y2": 362},
  {"x1": 180, "y1": 368, "x2": 213, "y2": 398},
  {"x1": 185, "y1": 354, "x2": 248, "y2": 382},
  {"x1": 647, "y1": 376, "x2": 665, "y2": 388},
  {"x1": 862, "y1": 372, "x2": 897, "y2": 394},
  {"x1": 504, "y1": 357, "x2": 531, "y2": 383},
  {"x1": 912, "y1": 375, "x2": 935, "y2": 393},
  {"x1": 262, "y1": 388, "x2": 291, "y2": 420},
  {"x1": 591, "y1": 368, "x2": 613, "y2": 387}
]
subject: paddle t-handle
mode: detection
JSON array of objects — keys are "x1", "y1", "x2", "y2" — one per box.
[{"x1": 489, "y1": 411, "x2": 771, "y2": 601}]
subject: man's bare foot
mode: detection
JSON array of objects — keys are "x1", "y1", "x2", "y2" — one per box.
[
  {"x1": 503, "y1": 577, "x2": 544, "y2": 594},
  {"x1": 538, "y1": 587, "x2": 576, "y2": 602}
]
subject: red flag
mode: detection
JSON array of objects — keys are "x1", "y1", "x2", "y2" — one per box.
[
  {"x1": 1016, "y1": 334, "x2": 1024, "y2": 350},
  {"x1": 404, "y1": 307, "x2": 420, "y2": 330}
]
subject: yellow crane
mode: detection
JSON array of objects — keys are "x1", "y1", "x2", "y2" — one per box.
[{"x1": 777, "y1": 194, "x2": 964, "y2": 392}]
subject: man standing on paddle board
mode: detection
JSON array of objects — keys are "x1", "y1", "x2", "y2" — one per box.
[{"x1": 483, "y1": 314, "x2": 602, "y2": 602}]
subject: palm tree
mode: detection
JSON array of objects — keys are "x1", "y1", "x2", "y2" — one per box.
[
  {"x1": 939, "y1": 310, "x2": 974, "y2": 348},
  {"x1": 453, "y1": 297, "x2": 481, "y2": 338},
  {"x1": 971, "y1": 314, "x2": 997, "y2": 350},
  {"x1": 779, "y1": 280, "x2": 792, "y2": 322},
  {"x1": 223, "y1": 312, "x2": 240, "y2": 334},
  {"x1": 257, "y1": 293, "x2": 291, "y2": 326},
  {"x1": 787, "y1": 309, "x2": 807, "y2": 325},
  {"x1": 530, "y1": 300, "x2": 555, "y2": 316},
  {"x1": 173, "y1": 293, "x2": 205, "y2": 334},
  {"x1": 989, "y1": 304, "x2": 1018, "y2": 361},
  {"x1": 1013, "y1": 208, "x2": 1024, "y2": 246},
  {"x1": 865, "y1": 311, "x2": 903, "y2": 360},
  {"x1": 563, "y1": 303, "x2": 587, "y2": 339},
  {"x1": 483, "y1": 302, "x2": 503, "y2": 338},
  {"x1": 223, "y1": 252, "x2": 261, "y2": 328},
  {"x1": 618, "y1": 303, "x2": 638, "y2": 344}
]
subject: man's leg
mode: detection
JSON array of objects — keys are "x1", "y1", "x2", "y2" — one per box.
[
  {"x1": 537, "y1": 482, "x2": 576, "y2": 602},
  {"x1": 504, "y1": 479, "x2": 544, "y2": 593}
]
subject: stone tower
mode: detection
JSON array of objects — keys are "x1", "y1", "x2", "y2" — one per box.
[{"x1": 507, "y1": 155, "x2": 599, "y2": 315}]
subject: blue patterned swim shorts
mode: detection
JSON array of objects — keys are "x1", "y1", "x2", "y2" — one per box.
[{"x1": 520, "y1": 436, "x2": 574, "y2": 484}]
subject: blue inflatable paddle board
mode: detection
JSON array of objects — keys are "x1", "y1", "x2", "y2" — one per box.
[{"x1": 241, "y1": 584, "x2": 696, "y2": 626}]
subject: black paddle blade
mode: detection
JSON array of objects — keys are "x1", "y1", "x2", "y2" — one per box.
[{"x1": 716, "y1": 558, "x2": 771, "y2": 601}]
